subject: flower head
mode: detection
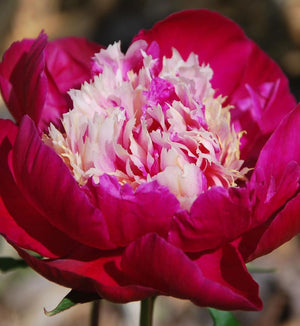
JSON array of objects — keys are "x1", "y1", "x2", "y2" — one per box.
[{"x1": 0, "y1": 9, "x2": 299, "y2": 311}]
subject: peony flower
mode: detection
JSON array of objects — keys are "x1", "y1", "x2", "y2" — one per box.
[{"x1": 0, "y1": 10, "x2": 299, "y2": 311}]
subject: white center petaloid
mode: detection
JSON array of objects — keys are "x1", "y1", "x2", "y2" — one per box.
[{"x1": 44, "y1": 41, "x2": 248, "y2": 209}]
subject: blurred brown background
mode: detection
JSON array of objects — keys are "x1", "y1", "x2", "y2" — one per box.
[{"x1": 0, "y1": 1, "x2": 300, "y2": 325}]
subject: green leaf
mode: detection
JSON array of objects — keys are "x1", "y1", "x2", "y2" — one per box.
[
  {"x1": 208, "y1": 308, "x2": 241, "y2": 326},
  {"x1": 0, "y1": 257, "x2": 28, "y2": 272},
  {"x1": 44, "y1": 290, "x2": 101, "y2": 316}
]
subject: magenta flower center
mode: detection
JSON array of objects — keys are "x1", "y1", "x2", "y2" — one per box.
[{"x1": 44, "y1": 41, "x2": 248, "y2": 209}]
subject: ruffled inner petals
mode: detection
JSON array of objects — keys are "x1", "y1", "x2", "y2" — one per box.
[{"x1": 45, "y1": 41, "x2": 247, "y2": 210}]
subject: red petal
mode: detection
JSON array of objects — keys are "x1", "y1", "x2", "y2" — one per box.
[
  {"x1": 0, "y1": 32, "x2": 47, "y2": 125},
  {"x1": 0, "y1": 120, "x2": 106, "y2": 258},
  {"x1": 0, "y1": 159, "x2": 101, "y2": 260},
  {"x1": 231, "y1": 44, "x2": 296, "y2": 134},
  {"x1": 13, "y1": 245, "x2": 156, "y2": 303},
  {"x1": 0, "y1": 196, "x2": 56, "y2": 258},
  {"x1": 249, "y1": 104, "x2": 300, "y2": 222},
  {"x1": 0, "y1": 118, "x2": 17, "y2": 144},
  {"x1": 169, "y1": 187, "x2": 252, "y2": 252},
  {"x1": 0, "y1": 33, "x2": 102, "y2": 131},
  {"x1": 0, "y1": 121, "x2": 56, "y2": 257},
  {"x1": 121, "y1": 233, "x2": 262, "y2": 310},
  {"x1": 45, "y1": 37, "x2": 101, "y2": 93},
  {"x1": 87, "y1": 175, "x2": 180, "y2": 246},
  {"x1": 240, "y1": 105, "x2": 300, "y2": 260},
  {"x1": 250, "y1": 162, "x2": 300, "y2": 224},
  {"x1": 12, "y1": 116, "x2": 114, "y2": 250},
  {"x1": 41, "y1": 37, "x2": 102, "y2": 129},
  {"x1": 252, "y1": 104, "x2": 300, "y2": 181},
  {"x1": 238, "y1": 192, "x2": 300, "y2": 261}
]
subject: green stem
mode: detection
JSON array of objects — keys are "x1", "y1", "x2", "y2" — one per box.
[
  {"x1": 90, "y1": 300, "x2": 101, "y2": 326},
  {"x1": 139, "y1": 297, "x2": 156, "y2": 326}
]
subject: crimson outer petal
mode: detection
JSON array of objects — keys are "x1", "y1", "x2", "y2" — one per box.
[
  {"x1": 0, "y1": 33, "x2": 47, "y2": 125},
  {"x1": 168, "y1": 187, "x2": 253, "y2": 252},
  {"x1": 42, "y1": 36, "x2": 102, "y2": 129},
  {"x1": 86, "y1": 175, "x2": 180, "y2": 246},
  {"x1": 238, "y1": 104, "x2": 300, "y2": 261},
  {"x1": 12, "y1": 116, "x2": 114, "y2": 250},
  {"x1": 0, "y1": 119, "x2": 56, "y2": 257},
  {"x1": 11, "y1": 244, "x2": 156, "y2": 303},
  {"x1": 134, "y1": 10, "x2": 296, "y2": 161},
  {"x1": 121, "y1": 234, "x2": 262, "y2": 310},
  {"x1": 0, "y1": 119, "x2": 108, "y2": 259},
  {"x1": 0, "y1": 32, "x2": 101, "y2": 131}
]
